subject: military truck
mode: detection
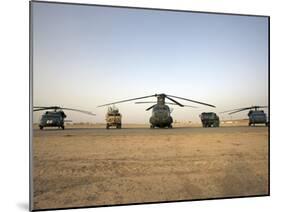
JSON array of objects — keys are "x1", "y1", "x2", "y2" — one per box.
[
  {"x1": 106, "y1": 106, "x2": 122, "y2": 129},
  {"x1": 200, "y1": 112, "x2": 220, "y2": 127}
]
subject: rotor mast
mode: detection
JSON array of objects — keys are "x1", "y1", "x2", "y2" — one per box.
[{"x1": 157, "y1": 94, "x2": 165, "y2": 105}]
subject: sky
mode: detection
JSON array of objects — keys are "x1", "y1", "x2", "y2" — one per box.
[{"x1": 32, "y1": 2, "x2": 269, "y2": 124}]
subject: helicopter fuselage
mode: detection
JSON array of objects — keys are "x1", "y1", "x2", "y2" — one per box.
[
  {"x1": 39, "y1": 111, "x2": 66, "y2": 130},
  {"x1": 149, "y1": 104, "x2": 173, "y2": 128},
  {"x1": 248, "y1": 110, "x2": 267, "y2": 126}
]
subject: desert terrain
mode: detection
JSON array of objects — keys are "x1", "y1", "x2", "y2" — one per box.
[{"x1": 32, "y1": 122, "x2": 268, "y2": 210}]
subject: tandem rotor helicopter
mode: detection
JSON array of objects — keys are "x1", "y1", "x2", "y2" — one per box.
[
  {"x1": 98, "y1": 93, "x2": 216, "y2": 128},
  {"x1": 33, "y1": 106, "x2": 96, "y2": 130},
  {"x1": 221, "y1": 105, "x2": 268, "y2": 126}
]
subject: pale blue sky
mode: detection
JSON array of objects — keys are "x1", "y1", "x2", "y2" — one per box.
[{"x1": 32, "y1": 2, "x2": 268, "y2": 123}]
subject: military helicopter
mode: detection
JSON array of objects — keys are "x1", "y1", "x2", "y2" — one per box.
[
  {"x1": 221, "y1": 106, "x2": 268, "y2": 126},
  {"x1": 33, "y1": 106, "x2": 96, "y2": 130},
  {"x1": 98, "y1": 93, "x2": 215, "y2": 128}
]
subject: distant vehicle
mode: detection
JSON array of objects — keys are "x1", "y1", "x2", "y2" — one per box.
[
  {"x1": 248, "y1": 110, "x2": 268, "y2": 126},
  {"x1": 222, "y1": 106, "x2": 268, "y2": 126},
  {"x1": 200, "y1": 112, "x2": 220, "y2": 127},
  {"x1": 33, "y1": 106, "x2": 95, "y2": 130},
  {"x1": 98, "y1": 93, "x2": 215, "y2": 129},
  {"x1": 106, "y1": 106, "x2": 122, "y2": 129}
]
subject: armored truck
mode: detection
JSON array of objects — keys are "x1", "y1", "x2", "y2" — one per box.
[
  {"x1": 106, "y1": 106, "x2": 122, "y2": 129},
  {"x1": 200, "y1": 112, "x2": 220, "y2": 127}
]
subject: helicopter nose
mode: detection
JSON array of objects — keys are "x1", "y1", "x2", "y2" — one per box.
[{"x1": 155, "y1": 111, "x2": 168, "y2": 119}]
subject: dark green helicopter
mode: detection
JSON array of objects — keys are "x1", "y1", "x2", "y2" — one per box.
[
  {"x1": 98, "y1": 93, "x2": 215, "y2": 128},
  {"x1": 221, "y1": 106, "x2": 268, "y2": 126},
  {"x1": 33, "y1": 106, "x2": 96, "y2": 130}
]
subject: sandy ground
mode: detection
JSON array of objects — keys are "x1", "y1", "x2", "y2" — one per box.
[{"x1": 32, "y1": 124, "x2": 268, "y2": 210}]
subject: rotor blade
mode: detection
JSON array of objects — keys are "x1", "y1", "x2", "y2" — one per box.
[
  {"x1": 228, "y1": 108, "x2": 253, "y2": 115},
  {"x1": 146, "y1": 104, "x2": 156, "y2": 111},
  {"x1": 180, "y1": 104, "x2": 197, "y2": 108},
  {"x1": 135, "y1": 101, "x2": 158, "y2": 104},
  {"x1": 33, "y1": 106, "x2": 61, "y2": 110},
  {"x1": 221, "y1": 106, "x2": 268, "y2": 114},
  {"x1": 33, "y1": 106, "x2": 49, "y2": 109},
  {"x1": 33, "y1": 106, "x2": 62, "y2": 112},
  {"x1": 229, "y1": 106, "x2": 268, "y2": 115},
  {"x1": 167, "y1": 95, "x2": 216, "y2": 108},
  {"x1": 33, "y1": 107, "x2": 95, "y2": 115},
  {"x1": 165, "y1": 96, "x2": 184, "y2": 107},
  {"x1": 33, "y1": 106, "x2": 55, "y2": 109},
  {"x1": 60, "y1": 108, "x2": 96, "y2": 116},
  {"x1": 221, "y1": 107, "x2": 252, "y2": 114},
  {"x1": 33, "y1": 108, "x2": 50, "y2": 112},
  {"x1": 97, "y1": 94, "x2": 156, "y2": 107},
  {"x1": 135, "y1": 101, "x2": 197, "y2": 108},
  {"x1": 253, "y1": 106, "x2": 268, "y2": 109}
]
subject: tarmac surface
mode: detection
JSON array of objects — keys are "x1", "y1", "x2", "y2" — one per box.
[{"x1": 32, "y1": 125, "x2": 269, "y2": 210}]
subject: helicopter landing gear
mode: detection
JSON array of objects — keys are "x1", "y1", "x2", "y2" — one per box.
[{"x1": 39, "y1": 126, "x2": 43, "y2": 130}]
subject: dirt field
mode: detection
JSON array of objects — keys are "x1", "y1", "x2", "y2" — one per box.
[{"x1": 32, "y1": 124, "x2": 269, "y2": 210}]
